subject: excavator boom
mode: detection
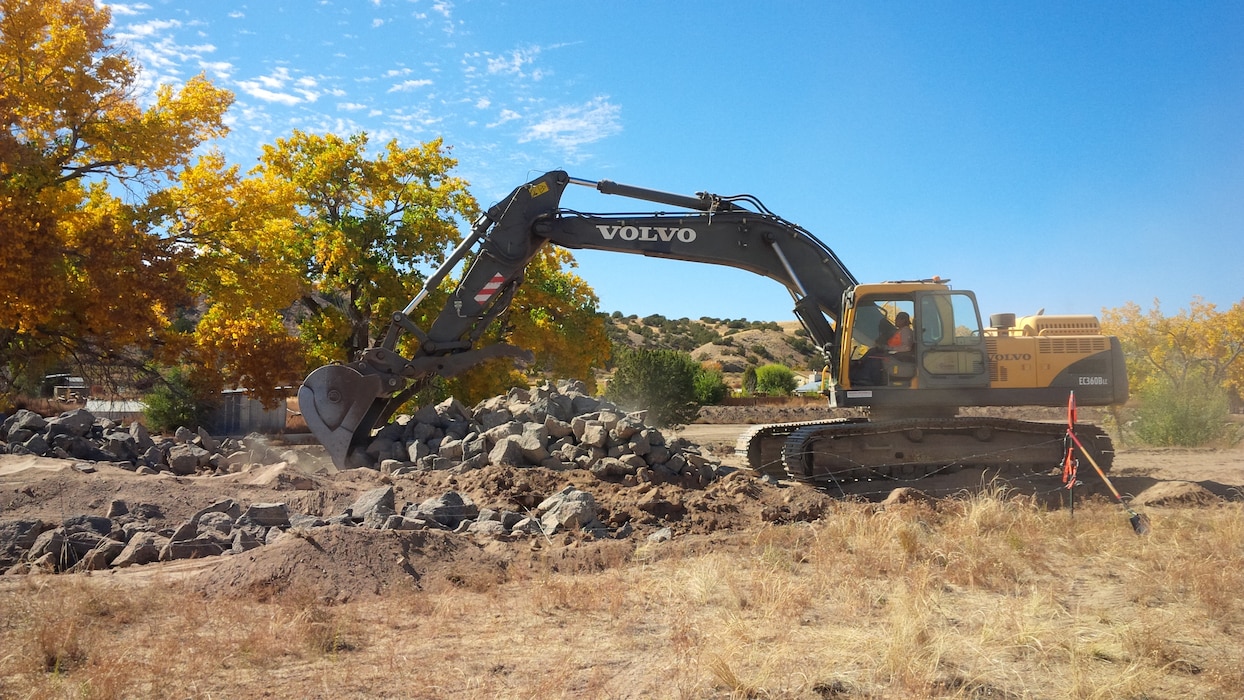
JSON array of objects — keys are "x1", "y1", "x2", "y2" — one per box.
[{"x1": 300, "y1": 170, "x2": 856, "y2": 469}]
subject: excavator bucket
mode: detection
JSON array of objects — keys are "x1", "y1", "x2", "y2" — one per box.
[{"x1": 298, "y1": 364, "x2": 386, "y2": 469}]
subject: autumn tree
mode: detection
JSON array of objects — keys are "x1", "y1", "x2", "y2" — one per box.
[
  {"x1": 1101, "y1": 297, "x2": 1244, "y2": 445},
  {"x1": 0, "y1": 0, "x2": 231, "y2": 400},
  {"x1": 254, "y1": 131, "x2": 476, "y2": 364},
  {"x1": 444, "y1": 247, "x2": 611, "y2": 403},
  {"x1": 158, "y1": 151, "x2": 307, "y2": 406}
]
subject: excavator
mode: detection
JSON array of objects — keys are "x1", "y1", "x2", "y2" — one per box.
[{"x1": 298, "y1": 170, "x2": 1126, "y2": 484}]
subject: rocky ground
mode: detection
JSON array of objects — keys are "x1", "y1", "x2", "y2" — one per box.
[{"x1": 1, "y1": 387, "x2": 1241, "y2": 601}]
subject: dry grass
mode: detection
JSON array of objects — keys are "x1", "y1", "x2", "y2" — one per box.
[{"x1": 2, "y1": 495, "x2": 1242, "y2": 698}]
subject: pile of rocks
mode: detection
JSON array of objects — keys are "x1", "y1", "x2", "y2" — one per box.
[
  {"x1": 366, "y1": 380, "x2": 722, "y2": 488},
  {"x1": 0, "y1": 408, "x2": 281, "y2": 475},
  {"x1": 1, "y1": 483, "x2": 619, "y2": 575},
  {"x1": 1, "y1": 379, "x2": 729, "y2": 576}
]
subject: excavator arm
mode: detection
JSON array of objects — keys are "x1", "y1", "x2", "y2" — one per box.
[{"x1": 299, "y1": 170, "x2": 858, "y2": 468}]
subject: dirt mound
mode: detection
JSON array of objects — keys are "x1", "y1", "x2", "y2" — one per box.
[
  {"x1": 194, "y1": 525, "x2": 490, "y2": 602},
  {"x1": 1132, "y1": 480, "x2": 1222, "y2": 507}
]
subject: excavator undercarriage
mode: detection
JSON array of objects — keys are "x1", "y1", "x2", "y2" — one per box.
[{"x1": 736, "y1": 416, "x2": 1113, "y2": 485}]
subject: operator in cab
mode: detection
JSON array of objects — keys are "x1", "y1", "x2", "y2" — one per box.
[{"x1": 887, "y1": 311, "x2": 914, "y2": 355}]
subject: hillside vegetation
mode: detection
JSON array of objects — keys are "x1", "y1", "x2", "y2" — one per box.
[{"x1": 604, "y1": 313, "x2": 823, "y2": 382}]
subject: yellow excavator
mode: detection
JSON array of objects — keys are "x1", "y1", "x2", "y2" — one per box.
[{"x1": 299, "y1": 171, "x2": 1126, "y2": 484}]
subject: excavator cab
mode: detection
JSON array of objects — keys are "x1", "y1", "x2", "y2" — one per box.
[{"x1": 837, "y1": 282, "x2": 989, "y2": 404}]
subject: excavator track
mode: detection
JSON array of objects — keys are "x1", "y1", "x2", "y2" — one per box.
[
  {"x1": 735, "y1": 418, "x2": 867, "y2": 479},
  {"x1": 738, "y1": 417, "x2": 1113, "y2": 486}
]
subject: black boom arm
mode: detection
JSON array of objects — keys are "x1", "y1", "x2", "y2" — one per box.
[{"x1": 299, "y1": 170, "x2": 858, "y2": 468}]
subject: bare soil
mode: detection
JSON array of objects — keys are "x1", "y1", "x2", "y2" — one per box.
[
  {"x1": 3, "y1": 406, "x2": 1242, "y2": 594},
  {"x1": 2, "y1": 405, "x2": 1242, "y2": 698}
]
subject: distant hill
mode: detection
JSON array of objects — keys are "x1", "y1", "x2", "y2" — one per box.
[{"x1": 603, "y1": 313, "x2": 825, "y2": 382}]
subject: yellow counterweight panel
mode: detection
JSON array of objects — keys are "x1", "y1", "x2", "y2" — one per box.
[{"x1": 986, "y1": 335, "x2": 1111, "y2": 389}]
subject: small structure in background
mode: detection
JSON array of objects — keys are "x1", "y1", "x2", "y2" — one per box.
[
  {"x1": 794, "y1": 371, "x2": 828, "y2": 396},
  {"x1": 43, "y1": 374, "x2": 91, "y2": 402},
  {"x1": 212, "y1": 389, "x2": 288, "y2": 435},
  {"x1": 85, "y1": 399, "x2": 146, "y2": 424}
]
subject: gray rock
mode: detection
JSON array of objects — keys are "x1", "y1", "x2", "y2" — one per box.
[
  {"x1": 0, "y1": 519, "x2": 50, "y2": 566},
  {"x1": 130, "y1": 422, "x2": 156, "y2": 451},
  {"x1": 483, "y1": 421, "x2": 521, "y2": 444},
  {"x1": 78, "y1": 538, "x2": 126, "y2": 570},
  {"x1": 648, "y1": 527, "x2": 674, "y2": 543},
  {"x1": 544, "y1": 416, "x2": 573, "y2": 439},
  {"x1": 240, "y1": 502, "x2": 291, "y2": 528},
  {"x1": 406, "y1": 440, "x2": 431, "y2": 462},
  {"x1": 478, "y1": 408, "x2": 514, "y2": 431},
  {"x1": 140, "y1": 445, "x2": 165, "y2": 468},
  {"x1": 231, "y1": 528, "x2": 263, "y2": 553},
  {"x1": 438, "y1": 436, "x2": 464, "y2": 461},
  {"x1": 198, "y1": 511, "x2": 233, "y2": 536},
  {"x1": 63, "y1": 515, "x2": 113, "y2": 536},
  {"x1": 167, "y1": 443, "x2": 208, "y2": 475},
  {"x1": 590, "y1": 457, "x2": 636, "y2": 480},
  {"x1": 578, "y1": 420, "x2": 609, "y2": 448},
  {"x1": 408, "y1": 491, "x2": 479, "y2": 529},
  {"x1": 349, "y1": 485, "x2": 395, "y2": 518},
  {"x1": 161, "y1": 534, "x2": 224, "y2": 561},
  {"x1": 537, "y1": 486, "x2": 598, "y2": 533},
  {"x1": 49, "y1": 408, "x2": 95, "y2": 437},
  {"x1": 468, "y1": 520, "x2": 506, "y2": 536},
  {"x1": 6, "y1": 409, "x2": 48, "y2": 435},
  {"x1": 366, "y1": 437, "x2": 405, "y2": 464},
  {"x1": 169, "y1": 520, "x2": 199, "y2": 543},
  {"x1": 515, "y1": 423, "x2": 550, "y2": 462},
  {"x1": 488, "y1": 436, "x2": 526, "y2": 467},
  {"x1": 21, "y1": 434, "x2": 50, "y2": 456},
  {"x1": 195, "y1": 426, "x2": 218, "y2": 453}
]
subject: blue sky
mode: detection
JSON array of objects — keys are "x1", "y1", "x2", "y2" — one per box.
[{"x1": 106, "y1": 1, "x2": 1243, "y2": 323}]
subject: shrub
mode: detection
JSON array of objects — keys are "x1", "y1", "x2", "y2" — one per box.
[
  {"x1": 693, "y1": 364, "x2": 729, "y2": 406},
  {"x1": 1130, "y1": 376, "x2": 1238, "y2": 447},
  {"x1": 605, "y1": 348, "x2": 700, "y2": 427},
  {"x1": 755, "y1": 364, "x2": 798, "y2": 396},
  {"x1": 143, "y1": 368, "x2": 217, "y2": 432},
  {"x1": 742, "y1": 367, "x2": 758, "y2": 396}
]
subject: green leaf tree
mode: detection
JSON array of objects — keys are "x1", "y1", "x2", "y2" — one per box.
[
  {"x1": 256, "y1": 131, "x2": 476, "y2": 362},
  {"x1": 755, "y1": 363, "x2": 797, "y2": 396},
  {"x1": 692, "y1": 361, "x2": 729, "y2": 405},
  {"x1": 605, "y1": 348, "x2": 700, "y2": 427}
]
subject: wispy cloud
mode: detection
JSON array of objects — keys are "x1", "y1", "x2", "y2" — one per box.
[
  {"x1": 487, "y1": 109, "x2": 521, "y2": 128},
  {"x1": 198, "y1": 60, "x2": 234, "y2": 80},
  {"x1": 486, "y1": 47, "x2": 544, "y2": 80},
  {"x1": 103, "y1": 3, "x2": 152, "y2": 17},
  {"x1": 237, "y1": 67, "x2": 314, "y2": 106},
  {"x1": 520, "y1": 97, "x2": 621, "y2": 152},
  {"x1": 388, "y1": 79, "x2": 434, "y2": 93},
  {"x1": 117, "y1": 18, "x2": 182, "y2": 38}
]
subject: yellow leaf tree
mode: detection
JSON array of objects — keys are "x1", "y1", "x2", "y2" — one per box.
[
  {"x1": 1102, "y1": 297, "x2": 1244, "y2": 445},
  {"x1": 256, "y1": 132, "x2": 477, "y2": 363},
  {"x1": 158, "y1": 151, "x2": 307, "y2": 406},
  {"x1": 447, "y1": 247, "x2": 611, "y2": 403},
  {"x1": 1101, "y1": 297, "x2": 1244, "y2": 400},
  {"x1": 0, "y1": 0, "x2": 231, "y2": 399}
]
